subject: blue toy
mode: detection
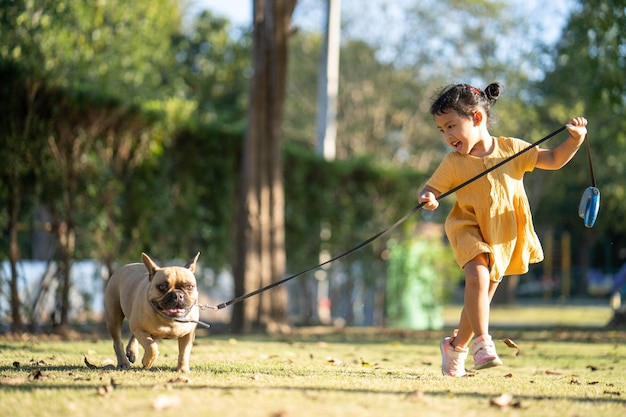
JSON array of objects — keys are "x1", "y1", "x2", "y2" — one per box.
[{"x1": 578, "y1": 186, "x2": 600, "y2": 228}]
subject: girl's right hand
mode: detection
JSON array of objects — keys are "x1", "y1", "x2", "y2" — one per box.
[
  {"x1": 565, "y1": 116, "x2": 588, "y2": 142},
  {"x1": 419, "y1": 191, "x2": 440, "y2": 210}
]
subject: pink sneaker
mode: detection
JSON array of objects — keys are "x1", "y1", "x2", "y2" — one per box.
[
  {"x1": 471, "y1": 335, "x2": 503, "y2": 370},
  {"x1": 440, "y1": 335, "x2": 468, "y2": 377}
]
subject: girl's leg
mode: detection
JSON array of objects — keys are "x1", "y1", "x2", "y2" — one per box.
[
  {"x1": 452, "y1": 254, "x2": 492, "y2": 349},
  {"x1": 441, "y1": 253, "x2": 502, "y2": 375},
  {"x1": 453, "y1": 280, "x2": 501, "y2": 347}
]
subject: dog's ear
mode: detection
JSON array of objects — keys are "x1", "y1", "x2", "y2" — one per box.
[
  {"x1": 142, "y1": 253, "x2": 160, "y2": 281},
  {"x1": 184, "y1": 252, "x2": 200, "y2": 274}
]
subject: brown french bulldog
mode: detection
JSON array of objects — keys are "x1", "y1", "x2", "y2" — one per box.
[{"x1": 104, "y1": 252, "x2": 200, "y2": 372}]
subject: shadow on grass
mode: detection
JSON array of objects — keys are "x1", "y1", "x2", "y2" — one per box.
[
  {"x1": 2, "y1": 379, "x2": 625, "y2": 407},
  {"x1": 204, "y1": 326, "x2": 626, "y2": 346}
]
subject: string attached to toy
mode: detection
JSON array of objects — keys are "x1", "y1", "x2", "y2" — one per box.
[{"x1": 578, "y1": 133, "x2": 600, "y2": 228}]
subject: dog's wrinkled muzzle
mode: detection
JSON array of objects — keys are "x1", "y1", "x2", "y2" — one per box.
[
  {"x1": 150, "y1": 298, "x2": 194, "y2": 319},
  {"x1": 159, "y1": 305, "x2": 191, "y2": 318}
]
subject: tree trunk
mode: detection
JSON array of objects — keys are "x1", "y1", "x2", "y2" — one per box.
[
  {"x1": 47, "y1": 129, "x2": 79, "y2": 330},
  {"x1": 232, "y1": 0, "x2": 296, "y2": 333},
  {"x1": 7, "y1": 179, "x2": 23, "y2": 333},
  {"x1": 56, "y1": 220, "x2": 75, "y2": 328}
]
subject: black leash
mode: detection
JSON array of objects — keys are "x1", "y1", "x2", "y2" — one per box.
[{"x1": 200, "y1": 125, "x2": 568, "y2": 311}]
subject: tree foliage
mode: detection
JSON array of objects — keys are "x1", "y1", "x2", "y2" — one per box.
[
  {"x1": 0, "y1": 0, "x2": 197, "y2": 329},
  {"x1": 286, "y1": 0, "x2": 564, "y2": 171},
  {"x1": 533, "y1": 0, "x2": 626, "y2": 272},
  {"x1": 1, "y1": 0, "x2": 184, "y2": 100},
  {"x1": 1, "y1": 0, "x2": 625, "y2": 333},
  {"x1": 172, "y1": 10, "x2": 251, "y2": 127}
]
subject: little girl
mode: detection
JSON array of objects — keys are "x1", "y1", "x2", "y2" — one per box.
[{"x1": 418, "y1": 82, "x2": 588, "y2": 376}]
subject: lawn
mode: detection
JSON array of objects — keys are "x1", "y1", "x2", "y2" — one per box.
[{"x1": 0, "y1": 304, "x2": 625, "y2": 417}]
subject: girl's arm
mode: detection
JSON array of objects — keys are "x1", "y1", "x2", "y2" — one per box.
[{"x1": 535, "y1": 117, "x2": 588, "y2": 170}]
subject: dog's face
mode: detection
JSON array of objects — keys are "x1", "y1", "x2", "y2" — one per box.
[{"x1": 144, "y1": 253, "x2": 199, "y2": 319}]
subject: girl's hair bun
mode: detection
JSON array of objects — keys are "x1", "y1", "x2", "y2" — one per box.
[{"x1": 484, "y1": 82, "x2": 502, "y2": 102}]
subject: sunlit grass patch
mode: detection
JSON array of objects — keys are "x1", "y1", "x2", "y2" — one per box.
[{"x1": 0, "y1": 310, "x2": 625, "y2": 417}]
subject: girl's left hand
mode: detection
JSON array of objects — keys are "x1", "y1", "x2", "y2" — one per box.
[{"x1": 566, "y1": 116, "x2": 587, "y2": 141}]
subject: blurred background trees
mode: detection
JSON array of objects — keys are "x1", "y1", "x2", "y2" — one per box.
[{"x1": 1, "y1": 0, "x2": 624, "y2": 333}]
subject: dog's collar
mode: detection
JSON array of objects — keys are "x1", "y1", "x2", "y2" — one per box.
[{"x1": 176, "y1": 316, "x2": 211, "y2": 329}]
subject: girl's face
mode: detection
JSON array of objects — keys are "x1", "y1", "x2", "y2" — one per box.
[{"x1": 434, "y1": 110, "x2": 487, "y2": 156}]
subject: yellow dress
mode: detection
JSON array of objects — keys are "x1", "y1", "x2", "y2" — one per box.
[{"x1": 426, "y1": 136, "x2": 544, "y2": 281}]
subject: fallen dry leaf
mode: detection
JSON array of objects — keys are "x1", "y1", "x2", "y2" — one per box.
[
  {"x1": 97, "y1": 384, "x2": 114, "y2": 397},
  {"x1": 503, "y1": 338, "x2": 521, "y2": 356},
  {"x1": 168, "y1": 376, "x2": 192, "y2": 384},
  {"x1": 490, "y1": 393, "x2": 522, "y2": 409},
  {"x1": 545, "y1": 370, "x2": 562, "y2": 375},
  {"x1": 152, "y1": 395, "x2": 182, "y2": 410},
  {"x1": 84, "y1": 356, "x2": 98, "y2": 370},
  {"x1": 326, "y1": 357, "x2": 342, "y2": 365},
  {"x1": 28, "y1": 370, "x2": 46, "y2": 381},
  {"x1": 102, "y1": 358, "x2": 115, "y2": 366},
  {"x1": 490, "y1": 393, "x2": 514, "y2": 408},
  {"x1": 405, "y1": 390, "x2": 425, "y2": 402}
]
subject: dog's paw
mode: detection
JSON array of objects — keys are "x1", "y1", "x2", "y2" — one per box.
[
  {"x1": 176, "y1": 365, "x2": 191, "y2": 373},
  {"x1": 126, "y1": 350, "x2": 136, "y2": 364},
  {"x1": 115, "y1": 355, "x2": 132, "y2": 370}
]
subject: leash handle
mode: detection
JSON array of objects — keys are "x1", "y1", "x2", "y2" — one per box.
[{"x1": 210, "y1": 125, "x2": 568, "y2": 311}]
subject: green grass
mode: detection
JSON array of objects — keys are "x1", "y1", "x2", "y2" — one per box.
[
  {"x1": 1, "y1": 305, "x2": 625, "y2": 417},
  {"x1": 445, "y1": 303, "x2": 616, "y2": 328}
]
